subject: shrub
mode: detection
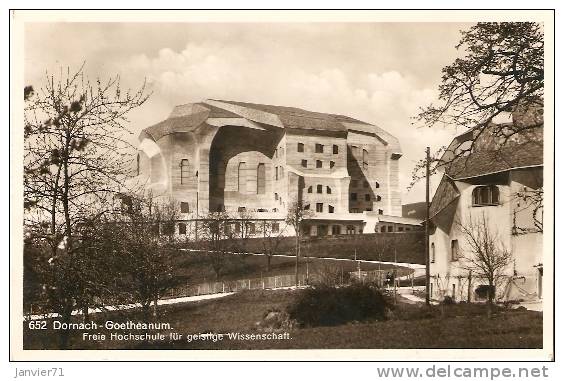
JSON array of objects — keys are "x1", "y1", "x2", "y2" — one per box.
[
  {"x1": 442, "y1": 295, "x2": 456, "y2": 305},
  {"x1": 287, "y1": 284, "x2": 391, "y2": 327}
]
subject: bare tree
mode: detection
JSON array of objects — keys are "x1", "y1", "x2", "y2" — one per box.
[
  {"x1": 258, "y1": 220, "x2": 287, "y2": 272},
  {"x1": 197, "y1": 211, "x2": 237, "y2": 280},
  {"x1": 285, "y1": 201, "x2": 313, "y2": 286},
  {"x1": 457, "y1": 214, "x2": 513, "y2": 317},
  {"x1": 23, "y1": 65, "x2": 150, "y2": 348},
  {"x1": 113, "y1": 195, "x2": 177, "y2": 323}
]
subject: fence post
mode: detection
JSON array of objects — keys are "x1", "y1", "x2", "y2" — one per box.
[
  {"x1": 248, "y1": 279, "x2": 251, "y2": 290},
  {"x1": 222, "y1": 283, "x2": 225, "y2": 293},
  {"x1": 262, "y1": 280, "x2": 265, "y2": 290},
  {"x1": 274, "y1": 276, "x2": 277, "y2": 289}
]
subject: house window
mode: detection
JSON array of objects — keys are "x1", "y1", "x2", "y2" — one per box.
[
  {"x1": 304, "y1": 204, "x2": 310, "y2": 210},
  {"x1": 180, "y1": 202, "x2": 190, "y2": 213},
  {"x1": 326, "y1": 186, "x2": 332, "y2": 194},
  {"x1": 431, "y1": 243, "x2": 435, "y2": 263},
  {"x1": 274, "y1": 193, "x2": 279, "y2": 200},
  {"x1": 271, "y1": 222, "x2": 279, "y2": 233},
  {"x1": 238, "y1": 206, "x2": 246, "y2": 213},
  {"x1": 332, "y1": 225, "x2": 341, "y2": 235},
  {"x1": 224, "y1": 224, "x2": 232, "y2": 235},
  {"x1": 387, "y1": 226, "x2": 394, "y2": 232},
  {"x1": 178, "y1": 223, "x2": 187, "y2": 235},
  {"x1": 376, "y1": 195, "x2": 382, "y2": 202},
  {"x1": 317, "y1": 184, "x2": 323, "y2": 194},
  {"x1": 275, "y1": 166, "x2": 278, "y2": 181},
  {"x1": 472, "y1": 185, "x2": 500, "y2": 206},
  {"x1": 378, "y1": 209, "x2": 384, "y2": 215},
  {"x1": 365, "y1": 194, "x2": 371, "y2": 201},
  {"x1": 238, "y1": 162, "x2": 246, "y2": 192},
  {"x1": 315, "y1": 144, "x2": 324, "y2": 153},
  {"x1": 350, "y1": 193, "x2": 357, "y2": 201},
  {"x1": 362, "y1": 149, "x2": 369, "y2": 169},
  {"x1": 180, "y1": 159, "x2": 190, "y2": 184},
  {"x1": 234, "y1": 222, "x2": 241, "y2": 233},
  {"x1": 280, "y1": 166, "x2": 284, "y2": 178},
  {"x1": 301, "y1": 159, "x2": 308, "y2": 168},
  {"x1": 328, "y1": 205, "x2": 334, "y2": 213},
  {"x1": 248, "y1": 223, "x2": 256, "y2": 235},
  {"x1": 316, "y1": 160, "x2": 322, "y2": 168},
  {"x1": 297, "y1": 143, "x2": 304, "y2": 152},
  {"x1": 333, "y1": 145, "x2": 339, "y2": 154},
  {"x1": 257, "y1": 163, "x2": 265, "y2": 194},
  {"x1": 380, "y1": 226, "x2": 386, "y2": 233},
  {"x1": 451, "y1": 239, "x2": 459, "y2": 261},
  {"x1": 375, "y1": 182, "x2": 380, "y2": 188},
  {"x1": 346, "y1": 225, "x2": 355, "y2": 234},
  {"x1": 307, "y1": 186, "x2": 313, "y2": 193},
  {"x1": 316, "y1": 203, "x2": 323, "y2": 213},
  {"x1": 330, "y1": 161, "x2": 335, "y2": 168},
  {"x1": 398, "y1": 227, "x2": 404, "y2": 232},
  {"x1": 406, "y1": 227, "x2": 411, "y2": 231}
]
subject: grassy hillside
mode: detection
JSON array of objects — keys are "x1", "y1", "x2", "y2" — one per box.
[{"x1": 239, "y1": 232, "x2": 425, "y2": 264}]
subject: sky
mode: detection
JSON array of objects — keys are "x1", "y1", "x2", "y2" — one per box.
[{"x1": 24, "y1": 22, "x2": 474, "y2": 204}]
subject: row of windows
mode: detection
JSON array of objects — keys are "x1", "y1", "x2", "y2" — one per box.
[
  {"x1": 378, "y1": 225, "x2": 414, "y2": 233},
  {"x1": 298, "y1": 143, "x2": 340, "y2": 155},
  {"x1": 429, "y1": 240, "x2": 459, "y2": 263},
  {"x1": 351, "y1": 208, "x2": 384, "y2": 214},
  {"x1": 303, "y1": 203, "x2": 335, "y2": 213},
  {"x1": 177, "y1": 221, "x2": 280, "y2": 235},
  {"x1": 350, "y1": 193, "x2": 382, "y2": 202},
  {"x1": 307, "y1": 185, "x2": 332, "y2": 194},
  {"x1": 351, "y1": 180, "x2": 380, "y2": 189},
  {"x1": 237, "y1": 162, "x2": 266, "y2": 194},
  {"x1": 301, "y1": 159, "x2": 336, "y2": 169},
  {"x1": 303, "y1": 224, "x2": 358, "y2": 236}
]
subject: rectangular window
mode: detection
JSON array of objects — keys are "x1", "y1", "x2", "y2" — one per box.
[
  {"x1": 316, "y1": 203, "x2": 323, "y2": 213},
  {"x1": 180, "y1": 202, "x2": 190, "y2": 213},
  {"x1": 257, "y1": 163, "x2": 265, "y2": 194},
  {"x1": 178, "y1": 223, "x2": 187, "y2": 235},
  {"x1": 380, "y1": 226, "x2": 386, "y2": 233},
  {"x1": 387, "y1": 226, "x2": 394, "y2": 232},
  {"x1": 328, "y1": 205, "x2": 335, "y2": 213},
  {"x1": 316, "y1": 160, "x2": 322, "y2": 168},
  {"x1": 234, "y1": 223, "x2": 241, "y2": 233},
  {"x1": 301, "y1": 159, "x2": 307, "y2": 168},
  {"x1": 275, "y1": 166, "x2": 278, "y2": 180},
  {"x1": 398, "y1": 227, "x2": 404, "y2": 232},
  {"x1": 248, "y1": 222, "x2": 256, "y2": 235},
  {"x1": 315, "y1": 144, "x2": 324, "y2": 153},
  {"x1": 271, "y1": 222, "x2": 279, "y2": 233},
  {"x1": 332, "y1": 225, "x2": 341, "y2": 235},
  {"x1": 333, "y1": 144, "x2": 339, "y2": 154},
  {"x1": 317, "y1": 184, "x2": 323, "y2": 194},
  {"x1": 297, "y1": 143, "x2": 304, "y2": 152},
  {"x1": 350, "y1": 193, "x2": 357, "y2": 201},
  {"x1": 238, "y1": 206, "x2": 246, "y2": 212},
  {"x1": 451, "y1": 239, "x2": 459, "y2": 261},
  {"x1": 330, "y1": 161, "x2": 335, "y2": 168}
]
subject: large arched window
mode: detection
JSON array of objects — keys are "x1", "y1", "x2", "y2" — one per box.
[
  {"x1": 238, "y1": 162, "x2": 246, "y2": 192},
  {"x1": 180, "y1": 159, "x2": 190, "y2": 184},
  {"x1": 472, "y1": 185, "x2": 500, "y2": 206},
  {"x1": 257, "y1": 163, "x2": 265, "y2": 194}
]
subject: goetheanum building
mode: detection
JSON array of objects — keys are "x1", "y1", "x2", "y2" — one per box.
[{"x1": 132, "y1": 99, "x2": 415, "y2": 237}]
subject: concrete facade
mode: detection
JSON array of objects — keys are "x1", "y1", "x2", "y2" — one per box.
[{"x1": 132, "y1": 99, "x2": 411, "y2": 238}]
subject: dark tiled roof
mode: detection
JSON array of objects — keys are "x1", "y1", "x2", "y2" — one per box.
[
  {"x1": 215, "y1": 99, "x2": 371, "y2": 132},
  {"x1": 429, "y1": 175, "x2": 460, "y2": 219},
  {"x1": 446, "y1": 141, "x2": 543, "y2": 180}
]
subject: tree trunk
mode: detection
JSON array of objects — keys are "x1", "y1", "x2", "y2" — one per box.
[{"x1": 82, "y1": 305, "x2": 89, "y2": 322}]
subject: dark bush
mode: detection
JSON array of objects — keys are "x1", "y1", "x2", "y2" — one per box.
[
  {"x1": 287, "y1": 284, "x2": 391, "y2": 327},
  {"x1": 441, "y1": 295, "x2": 456, "y2": 305}
]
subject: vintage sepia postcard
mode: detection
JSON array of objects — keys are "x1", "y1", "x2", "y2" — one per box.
[{"x1": 9, "y1": 9, "x2": 555, "y2": 361}]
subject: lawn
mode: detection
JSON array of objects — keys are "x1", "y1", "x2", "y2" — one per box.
[
  {"x1": 23, "y1": 289, "x2": 542, "y2": 350},
  {"x1": 170, "y1": 251, "x2": 409, "y2": 285}
]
